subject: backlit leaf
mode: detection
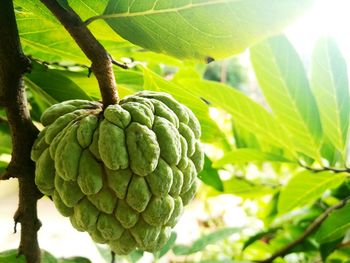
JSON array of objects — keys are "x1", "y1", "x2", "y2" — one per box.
[
  {"x1": 102, "y1": 0, "x2": 313, "y2": 60},
  {"x1": 316, "y1": 202, "x2": 350, "y2": 244},
  {"x1": 310, "y1": 37, "x2": 350, "y2": 155},
  {"x1": 213, "y1": 149, "x2": 291, "y2": 168},
  {"x1": 251, "y1": 35, "x2": 322, "y2": 160},
  {"x1": 278, "y1": 170, "x2": 346, "y2": 214}
]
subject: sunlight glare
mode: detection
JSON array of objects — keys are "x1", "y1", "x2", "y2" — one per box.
[{"x1": 287, "y1": 0, "x2": 350, "y2": 60}]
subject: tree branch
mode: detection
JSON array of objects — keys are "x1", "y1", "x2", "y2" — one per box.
[
  {"x1": 0, "y1": 0, "x2": 42, "y2": 262},
  {"x1": 258, "y1": 196, "x2": 350, "y2": 263},
  {"x1": 298, "y1": 161, "x2": 350, "y2": 174},
  {"x1": 40, "y1": 0, "x2": 119, "y2": 107}
]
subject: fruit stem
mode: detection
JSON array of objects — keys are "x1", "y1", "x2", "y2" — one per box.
[{"x1": 40, "y1": 0, "x2": 120, "y2": 107}]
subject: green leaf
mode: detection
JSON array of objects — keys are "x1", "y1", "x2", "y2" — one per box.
[
  {"x1": 199, "y1": 260, "x2": 252, "y2": 263},
  {"x1": 0, "y1": 250, "x2": 60, "y2": 263},
  {"x1": 172, "y1": 227, "x2": 240, "y2": 255},
  {"x1": 198, "y1": 156, "x2": 223, "y2": 191},
  {"x1": 213, "y1": 149, "x2": 291, "y2": 168},
  {"x1": 0, "y1": 122, "x2": 12, "y2": 154},
  {"x1": 42, "y1": 251, "x2": 59, "y2": 263},
  {"x1": 14, "y1": 0, "x2": 130, "y2": 63},
  {"x1": 278, "y1": 170, "x2": 346, "y2": 214},
  {"x1": 14, "y1": 0, "x2": 87, "y2": 63},
  {"x1": 154, "y1": 232, "x2": 177, "y2": 259},
  {"x1": 95, "y1": 244, "x2": 142, "y2": 263},
  {"x1": 319, "y1": 238, "x2": 343, "y2": 261},
  {"x1": 243, "y1": 229, "x2": 278, "y2": 250},
  {"x1": 0, "y1": 250, "x2": 26, "y2": 263},
  {"x1": 128, "y1": 250, "x2": 144, "y2": 263},
  {"x1": 232, "y1": 122, "x2": 261, "y2": 150},
  {"x1": 250, "y1": 35, "x2": 322, "y2": 160},
  {"x1": 223, "y1": 177, "x2": 273, "y2": 198},
  {"x1": 95, "y1": 244, "x2": 112, "y2": 263},
  {"x1": 57, "y1": 257, "x2": 91, "y2": 263},
  {"x1": 25, "y1": 62, "x2": 92, "y2": 103},
  {"x1": 178, "y1": 79, "x2": 294, "y2": 155},
  {"x1": 142, "y1": 67, "x2": 230, "y2": 149},
  {"x1": 316, "y1": 202, "x2": 350, "y2": 244},
  {"x1": 102, "y1": 0, "x2": 313, "y2": 60},
  {"x1": 69, "y1": 0, "x2": 126, "y2": 43},
  {"x1": 0, "y1": 161, "x2": 8, "y2": 174},
  {"x1": 310, "y1": 37, "x2": 350, "y2": 155}
]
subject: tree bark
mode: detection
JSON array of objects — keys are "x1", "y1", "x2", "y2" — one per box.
[{"x1": 0, "y1": 0, "x2": 41, "y2": 262}]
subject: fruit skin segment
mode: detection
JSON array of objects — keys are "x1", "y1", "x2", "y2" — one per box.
[{"x1": 31, "y1": 91, "x2": 204, "y2": 254}]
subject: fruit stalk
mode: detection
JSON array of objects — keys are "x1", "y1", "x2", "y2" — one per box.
[{"x1": 40, "y1": 0, "x2": 119, "y2": 107}]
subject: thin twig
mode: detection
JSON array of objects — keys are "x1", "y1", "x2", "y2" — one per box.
[
  {"x1": 299, "y1": 161, "x2": 350, "y2": 174},
  {"x1": 28, "y1": 55, "x2": 89, "y2": 70},
  {"x1": 110, "y1": 58, "x2": 129, "y2": 69},
  {"x1": 337, "y1": 240, "x2": 350, "y2": 249},
  {"x1": 257, "y1": 196, "x2": 350, "y2": 263},
  {"x1": 40, "y1": 0, "x2": 119, "y2": 107}
]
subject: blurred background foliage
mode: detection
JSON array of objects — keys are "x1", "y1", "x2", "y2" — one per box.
[{"x1": 1, "y1": 0, "x2": 350, "y2": 262}]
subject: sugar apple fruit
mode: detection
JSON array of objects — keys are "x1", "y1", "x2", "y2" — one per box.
[{"x1": 31, "y1": 91, "x2": 204, "y2": 254}]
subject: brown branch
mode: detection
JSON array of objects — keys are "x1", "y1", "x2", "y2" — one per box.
[
  {"x1": 258, "y1": 196, "x2": 350, "y2": 263},
  {"x1": 298, "y1": 161, "x2": 350, "y2": 174},
  {"x1": 40, "y1": 0, "x2": 119, "y2": 107},
  {"x1": 0, "y1": 0, "x2": 42, "y2": 262},
  {"x1": 337, "y1": 240, "x2": 350, "y2": 249}
]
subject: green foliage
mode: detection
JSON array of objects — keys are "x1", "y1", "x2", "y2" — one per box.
[
  {"x1": 315, "y1": 203, "x2": 350, "y2": 244},
  {"x1": 278, "y1": 171, "x2": 347, "y2": 214},
  {"x1": 198, "y1": 156, "x2": 223, "y2": 192},
  {"x1": 251, "y1": 35, "x2": 322, "y2": 160},
  {"x1": 0, "y1": 250, "x2": 91, "y2": 263},
  {"x1": 102, "y1": 0, "x2": 313, "y2": 60},
  {"x1": 2, "y1": 0, "x2": 349, "y2": 262},
  {"x1": 311, "y1": 37, "x2": 350, "y2": 158},
  {"x1": 172, "y1": 227, "x2": 240, "y2": 255}
]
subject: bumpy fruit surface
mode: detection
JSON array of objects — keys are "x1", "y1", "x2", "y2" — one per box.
[{"x1": 31, "y1": 91, "x2": 204, "y2": 254}]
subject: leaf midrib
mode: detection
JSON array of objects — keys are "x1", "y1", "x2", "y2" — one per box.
[
  {"x1": 256, "y1": 43, "x2": 320, "y2": 157},
  {"x1": 322, "y1": 41, "x2": 344, "y2": 149},
  {"x1": 318, "y1": 220, "x2": 350, "y2": 242},
  {"x1": 102, "y1": 0, "x2": 242, "y2": 19}
]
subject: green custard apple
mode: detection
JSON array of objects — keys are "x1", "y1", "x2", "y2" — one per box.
[{"x1": 31, "y1": 91, "x2": 204, "y2": 254}]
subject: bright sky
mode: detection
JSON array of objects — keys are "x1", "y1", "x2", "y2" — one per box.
[{"x1": 286, "y1": 0, "x2": 350, "y2": 61}]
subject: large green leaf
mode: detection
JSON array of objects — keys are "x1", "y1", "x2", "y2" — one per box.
[
  {"x1": 278, "y1": 170, "x2": 346, "y2": 214},
  {"x1": 26, "y1": 62, "x2": 92, "y2": 103},
  {"x1": 0, "y1": 249, "x2": 88, "y2": 263},
  {"x1": 142, "y1": 68, "x2": 230, "y2": 148},
  {"x1": 213, "y1": 149, "x2": 291, "y2": 168},
  {"x1": 178, "y1": 79, "x2": 295, "y2": 156},
  {"x1": 310, "y1": 38, "x2": 350, "y2": 155},
  {"x1": 172, "y1": 227, "x2": 240, "y2": 255},
  {"x1": 251, "y1": 35, "x2": 322, "y2": 160},
  {"x1": 315, "y1": 202, "x2": 350, "y2": 244},
  {"x1": 14, "y1": 0, "x2": 130, "y2": 63},
  {"x1": 101, "y1": 0, "x2": 314, "y2": 60},
  {"x1": 15, "y1": 0, "x2": 87, "y2": 63}
]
